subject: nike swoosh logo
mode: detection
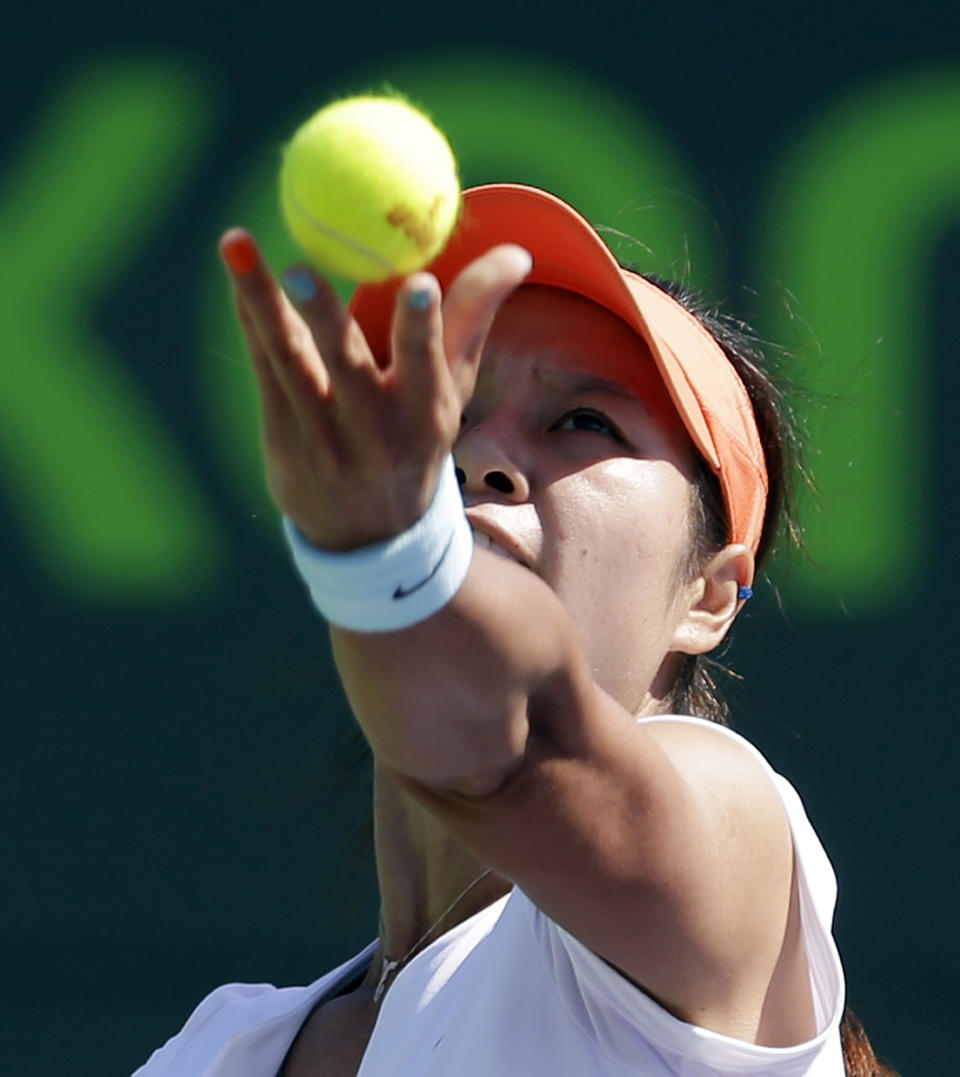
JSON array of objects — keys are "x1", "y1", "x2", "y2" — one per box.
[{"x1": 393, "y1": 531, "x2": 456, "y2": 600}]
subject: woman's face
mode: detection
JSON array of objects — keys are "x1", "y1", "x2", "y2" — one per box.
[{"x1": 455, "y1": 285, "x2": 707, "y2": 717}]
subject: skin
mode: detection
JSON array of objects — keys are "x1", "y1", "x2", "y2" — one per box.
[{"x1": 220, "y1": 233, "x2": 817, "y2": 1075}]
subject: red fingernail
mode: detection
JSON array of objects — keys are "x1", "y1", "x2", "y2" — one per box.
[{"x1": 222, "y1": 231, "x2": 258, "y2": 275}]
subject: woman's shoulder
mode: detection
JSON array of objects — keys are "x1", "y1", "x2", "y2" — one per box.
[
  {"x1": 638, "y1": 715, "x2": 838, "y2": 896},
  {"x1": 637, "y1": 713, "x2": 772, "y2": 763},
  {"x1": 638, "y1": 715, "x2": 790, "y2": 827},
  {"x1": 638, "y1": 716, "x2": 834, "y2": 864}
]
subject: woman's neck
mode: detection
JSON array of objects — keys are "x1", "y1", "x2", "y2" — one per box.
[{"x1": 371, "y1": 761, "x2": 510, "y2": 963}]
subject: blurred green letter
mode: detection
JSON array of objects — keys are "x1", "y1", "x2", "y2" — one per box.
[
  {"x1": 0, "y1": 59, "x2": 221, "y2": 600},
  {"x1": 760, "y1": 70, "x2": 960, "y2": 612}
]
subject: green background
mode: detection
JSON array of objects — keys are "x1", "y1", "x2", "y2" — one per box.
[{"x1": 2, "y1": 1, "x2": 958, "y2": 1073}]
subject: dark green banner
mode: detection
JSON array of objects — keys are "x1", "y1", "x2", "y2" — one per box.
[{"x1": 3, "y1": 3, "x2": 957, "y2": 1073}]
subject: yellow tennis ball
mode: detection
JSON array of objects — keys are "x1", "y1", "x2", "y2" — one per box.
[{"x1": 279, "y1": 95, "x2": 461, "y2": 282}]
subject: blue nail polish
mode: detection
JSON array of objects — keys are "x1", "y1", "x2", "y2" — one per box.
[
  {"x1": 284, "y1": 267, "x2": 317, "y2": 303},
  {"x1": 409, "y1": 288, "x2": 432, "y2": 311}
]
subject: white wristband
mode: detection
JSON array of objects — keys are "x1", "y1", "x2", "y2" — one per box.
[{"x1": 283, "y1": 457, "x2": 474, "y2": 632}]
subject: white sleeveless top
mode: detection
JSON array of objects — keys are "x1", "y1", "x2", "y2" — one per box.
[{"x1": 133, "y1": 717, "x2": 846, "y2": 1076}]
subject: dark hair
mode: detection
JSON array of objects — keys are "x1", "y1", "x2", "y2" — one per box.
[{"x1": 640, "y1": 274, "x2": 800, "y2": 725}]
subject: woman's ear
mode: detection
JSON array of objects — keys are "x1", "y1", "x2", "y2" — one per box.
[{"x1": 671, "y1": 544, "x2": 755, "y2": 656}]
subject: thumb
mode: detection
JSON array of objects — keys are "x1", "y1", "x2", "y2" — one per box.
[{"x1": 441, "y1": 244, "x2": 533, "y2": 399}]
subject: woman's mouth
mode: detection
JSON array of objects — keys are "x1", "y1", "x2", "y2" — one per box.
[{"x1": 472, "y1": 529, "x2": 525, "y2": 566}]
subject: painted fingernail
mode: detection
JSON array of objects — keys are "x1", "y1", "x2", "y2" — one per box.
[
  {"x1": 409, "y1": 288, "x2": 432, "y2": 311},
  {"x1": 284, "y1": 267, "x2": 317, "y2": 303},
  {"x1": 222, "y1": 231, "x2": 258, "y2": 275}
]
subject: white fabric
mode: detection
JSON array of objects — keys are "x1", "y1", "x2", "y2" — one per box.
[
  {"x1": 283, "y1": 456, "x2": 474, "y2": 632},
  {"x1": 131, "y1": 942, "x2": 377, "y2": 1077},
  {"x1": 133, "y1": 717, "x2": 845, "y2": 1076}
]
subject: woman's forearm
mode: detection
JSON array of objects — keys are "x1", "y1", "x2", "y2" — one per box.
[{"x1": 331, "y1": 547, "x2": 584, "y2": 794}]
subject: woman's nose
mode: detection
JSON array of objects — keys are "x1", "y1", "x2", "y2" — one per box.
[{"x1": 454, "y1": 429, "x2": 531, "y2": 501}]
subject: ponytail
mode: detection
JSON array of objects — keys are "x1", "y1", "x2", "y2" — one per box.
[{"x1": 841, "y1": 1008, "x2": 899, "y2": 1077}]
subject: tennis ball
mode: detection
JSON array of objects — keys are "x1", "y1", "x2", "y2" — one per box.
[{"x1": 279, "y1": 95, "x2": 461, "y2": 282}]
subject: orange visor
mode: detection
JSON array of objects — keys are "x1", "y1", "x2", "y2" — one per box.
[{"x1": 349, "y1": 183, "x2": 768, "y2": 558}]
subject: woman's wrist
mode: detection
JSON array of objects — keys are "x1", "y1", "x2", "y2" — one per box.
[{"x1": 283, "y1": 457, "x2": 474, "y2": 632}]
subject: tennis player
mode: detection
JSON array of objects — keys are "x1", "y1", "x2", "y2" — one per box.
[{"x1": 134, "y1": 184, "x2": 896, "y2": 1076}]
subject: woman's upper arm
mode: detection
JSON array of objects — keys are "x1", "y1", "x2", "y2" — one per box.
[{"x1": 398, "y1": 703, "x2": 799, "y2": 1033}]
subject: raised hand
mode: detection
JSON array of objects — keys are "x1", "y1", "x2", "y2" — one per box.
[{"x1": 220, "y1": 230, "x2": 531, "y2": 552}]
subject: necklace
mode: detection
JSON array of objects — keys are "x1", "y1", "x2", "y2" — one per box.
[{"x1": 373, "y1": 867, "x2": 494, "y2": 1002}]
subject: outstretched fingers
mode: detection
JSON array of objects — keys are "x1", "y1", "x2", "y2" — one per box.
[{"x1": 220, "y1": 230, "x2": 532, "y2": 551}]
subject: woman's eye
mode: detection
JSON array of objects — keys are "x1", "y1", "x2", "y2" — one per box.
[{"x1": 553, "y1": 409, "x2": 621, "y2": 439}]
